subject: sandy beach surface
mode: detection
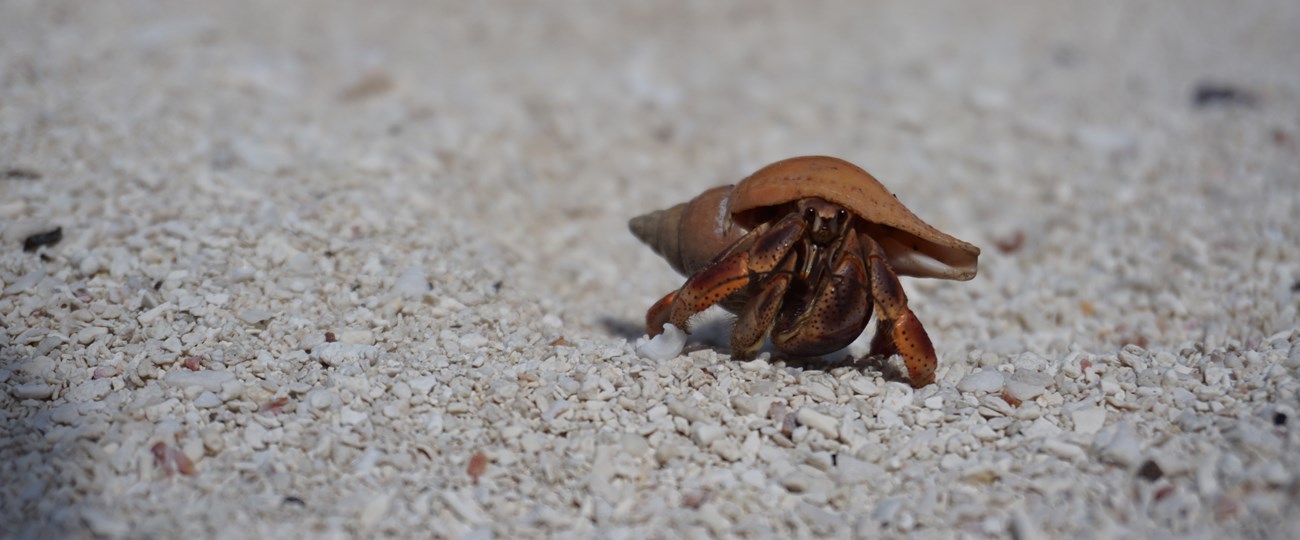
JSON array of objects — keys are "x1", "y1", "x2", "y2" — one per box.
[{"x1": 3, "y1": 0, "x2": 1299, "y2": 538}]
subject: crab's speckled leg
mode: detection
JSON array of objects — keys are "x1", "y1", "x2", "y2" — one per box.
[
  {"x1": 729, "y1": 256, "x2": 796, "y2": 358},
  {"x1": 645, "y1": 237, "x2": 757, "y2": 336},
  {"x1": 645, "y1": 214, "x2": 805, "y2": 337},
  {"x1": 645, "y1": 290, "x2": 679, "y2": 336},
  {"x1": 861, "y1": 233, "x2": 937, "y2": 388}
]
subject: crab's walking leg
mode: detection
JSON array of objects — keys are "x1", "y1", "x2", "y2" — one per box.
[
  {"x1": 645, "y1": 290, "x2": 680, "y2": 336},
  {"x1": 645, "y1": 214, "x2": 805, "y2": 336},
  {"x1": 729, "y1": 256, "x2": 797, "y2": 358},
  {"x1": 861, "y1": 233, "x2": 937, "y2": 388}
]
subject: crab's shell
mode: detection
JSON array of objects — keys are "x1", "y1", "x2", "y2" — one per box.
[
  {"x1": 629, "y1": 185, "x2": 746, "y2": 277},
  {"x1": 729, "y1": 156, "x2": 980, "y2": 280}
]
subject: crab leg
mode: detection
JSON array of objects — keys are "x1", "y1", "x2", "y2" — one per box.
[
  {"x1": 729, "y1": 256, "x2": 797, "y2": 358},
  {"x1": 859, "y1": 232, "x2": 937, "y2": 388},
  {"x1": 646, "y1": 213, "x2": 806, "y2": 336}
]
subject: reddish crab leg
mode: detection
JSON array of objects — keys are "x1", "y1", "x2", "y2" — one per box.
[
  {"x1": 645, "y1": 290, "x2": 679, "y2": 336},
  {"x1": 861, "y1": 233, "x2": 937, "y2": 387},
  {"x1": 646, "y1": 213, "x2": 806, "y2": 336},
  {"x1": 729, "y1": 256, "x2": 796, "y2": 358}
]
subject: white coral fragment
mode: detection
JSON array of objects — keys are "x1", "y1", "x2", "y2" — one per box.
[{"x1": 634, "y1": 324, "x2": 687, "y2": 361}]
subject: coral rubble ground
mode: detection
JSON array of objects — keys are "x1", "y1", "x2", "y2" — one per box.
[{"x1": 2, "y1": 1, "x2": 1298, "y2": 538}]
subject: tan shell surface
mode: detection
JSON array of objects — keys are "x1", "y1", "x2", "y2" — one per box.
[
  {"x1": 728, "y1": 156, "x2": 981, "y2": 280},
  {"x1": 629, "y1": 185, "x2": 744, "y2": 277}
]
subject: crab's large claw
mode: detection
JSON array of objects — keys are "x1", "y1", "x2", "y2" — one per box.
[
  {"x1": 861, "y1": 233, "x2": 938, "y2": 388},
  {"x1": 646, "y1": 213, "x2": 806, "y2": 338},
  {"x1": 770, "y1": 232, "x2": 872, "y2": 357}
]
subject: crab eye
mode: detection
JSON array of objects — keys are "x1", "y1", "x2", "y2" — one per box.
[
  {"x1": 836, "y1": 209, "x2": 848, "y2": 223},
  {"x1": 804, "y1": 207, "x2": 817, "y2": 223}
]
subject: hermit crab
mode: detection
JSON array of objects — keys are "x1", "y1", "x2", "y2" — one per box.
[{"x1": 629, "y1": 156, "x2": 980, "y2": 387}]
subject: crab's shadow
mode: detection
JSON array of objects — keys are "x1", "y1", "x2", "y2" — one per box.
[
  {"x1": 775, "y1": 351, "x2": 910, "y2": 385},
  {"x1": 601, "y1": 308, "x2": 736, "y2": 347},
  {"x1": 598, "y1": 316, "x2": 646, "y2": 341}
]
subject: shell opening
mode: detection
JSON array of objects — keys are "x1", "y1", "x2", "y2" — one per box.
[{"x1": 875, "y1": 230, "x2": 979, "y2": 281}]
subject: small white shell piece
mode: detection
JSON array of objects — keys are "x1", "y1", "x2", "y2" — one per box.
[{"x1": 634, "y1": 323, "x2": 687, "y2": 360}]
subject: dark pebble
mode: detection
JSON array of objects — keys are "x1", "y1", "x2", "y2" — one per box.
[
  {"x1": 22, "y1": 227, "x2": 62, "y2": 252},
  {"x1": 1192, "y1": 83, "x2": 1257, "y2": 108},
  {"x1": 1275, "y1": 129, "x2": 1295, "y2": 150},
  {"x1": 1274, "y1": 412, "x2": 1287, "y2": 426},
  {"x1": 4, "y1": 168, "x2": 42, "y2": 180},
  {"x1": 283, "y1": 496, "x2": 306, "y2": 507},
  {"x1": 1137, "y1": 459, "x2": 1163, "y2": 481}
]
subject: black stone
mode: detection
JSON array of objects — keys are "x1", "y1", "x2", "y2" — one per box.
[
  {"x1": 1192, "y1": 83, "x2": 1258, "y2": 108},
  {"x1": 4, "y1": 168, "x2": 42, "y2": 180},
  {"x1": 22, "y1": 227, "x2": 62, "y2": 252},
  {"x1": 1136, "y1": 459, "x2": 1163, "y2": 481}
]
